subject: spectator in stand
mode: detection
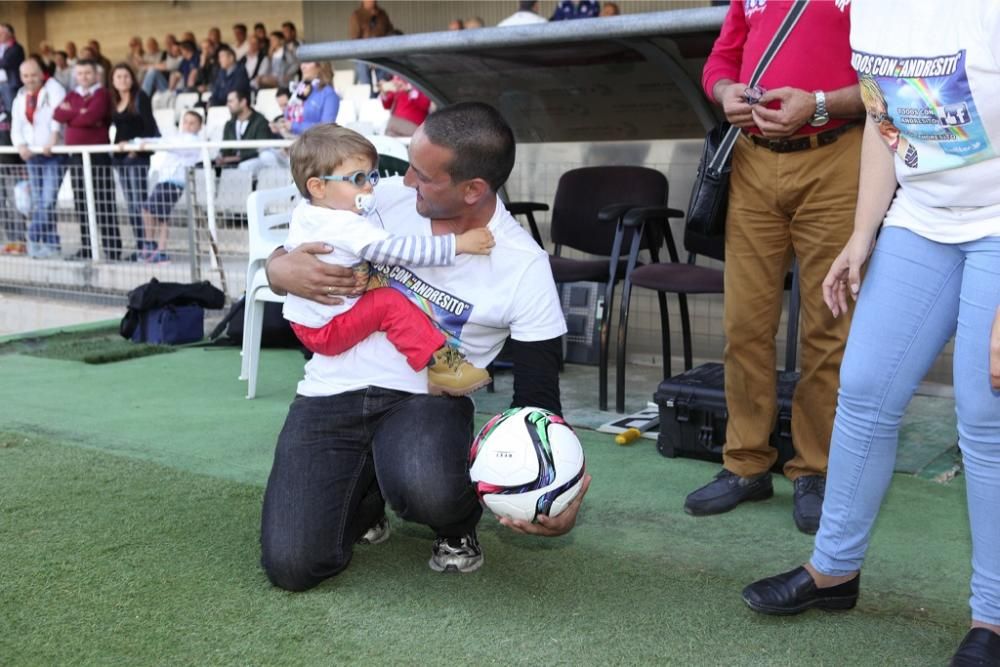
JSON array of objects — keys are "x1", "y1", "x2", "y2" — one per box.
[
  {"x1": 172, "y1": 40, "x2": 200, "y2": 93},
  {"x1": 281, "y1": 22, "x2": 300, "y2": 51},
  {"x1": 53, "y1": 51, "x2": 73, "y2": 90},
  {"x1": 0, "y1": 88, "x2": 25, "y2": 255},
  {"x1": 271, "y1": 61, "x2": 339, "y2": 138},
  {"x1": 448, "y1": 19, "x2": 465, "y2": 30},
  {"x1": 209, "y1": 45, "x2": 249, "y2": 107},
  {"x1": 349, "y1": 1, "x2": 393, "y2": 86},
  {"x1": 273, "y1": 86, "x2": 290, "y2": 122},
  {"x1": 242, "y1": 35, "x2": 270, "y2": 90},
  {"x1": 232, "y1": 24, "x2": 250, "y2": 61},
  {"x1": 600, "y1": 2, "x2": 621, "y2": 16},
  {"x1": 0, "y1": 24, "x2": 26, "y2": 112},
  {"x1": 11, "y1": 56, "x2": 65, "y2": 258},
  {"x1": 192, "y1": 39, "x2": 218, "y2": 95},
  {"x1": 379, "y1": 75, "x2": 430, "y2": 138},
  {"x1": 53, "y1": 59, "x2": 121, "y2": 261},
  {"x1": 110, "y1": 62, "x2": 159, "y2": 260},
  {"x1": 38, "y1": 42, "x2": 55, "y2": 70},
  {"x1": 550, "y1": 0, "x2": 600, "y2": 20},
  {"x1": 125, "y1": 37, "x2": 144, "y2": 73},
  {"x1": 214, "y1": 88, "x2": 277, "y2": 175},
  {"x1": 464, "y1": 17, "x2": 485, "y2": 29},
  {"x1": 64, "y1": 41, "x2": 78, "y2": 66},
  {"x1": 254, "y1": 23, "x2": 268, "y2": 44},
  {"x1": 142, "y1": 39, "x2": 182, "y2": 95},
  {"x1": 78, "y1": 46, "x2": 106, "y2": 87},
  {"x1": 180, "y1": 32, "x2": 197, "y2": 46},
  {"x1": 136, "y1": 110, "x2": 203, "y2": 263},
  {"x1": 86, "y1": 40, "x2": 113, "y2": 84},
  {"x1": 257, "y1": 31, "x2": 298, "y2": 89},
  {"x1": 498, "y1": 1, "x2": 548, "y2": 26},
  {"x1": 207, "y1": 27, "x2": 223, "y2": 49}
]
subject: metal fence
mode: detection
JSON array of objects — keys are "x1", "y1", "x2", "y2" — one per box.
[{"x1": 0, "y1": 139, "x2": 294, "y2": 305}]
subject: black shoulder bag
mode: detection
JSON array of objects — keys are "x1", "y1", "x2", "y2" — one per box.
[{"x1": 684, "y1": 0, "x2": 809, "y2": 261}]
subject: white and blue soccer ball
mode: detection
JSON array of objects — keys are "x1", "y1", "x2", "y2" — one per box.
[{"x1": 469, "y1": 407, "x2": 586, "y2": 522}]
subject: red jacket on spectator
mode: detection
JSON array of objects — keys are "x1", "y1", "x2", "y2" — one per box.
[
  {"x1": 52, "y1": 85, "x2": 111, "y2": 145},
  {"x1": 381, "y1": 88, "x2": 431, "y2": 126}
]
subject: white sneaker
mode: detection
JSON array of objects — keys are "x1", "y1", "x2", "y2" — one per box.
[
  {"x1": 357, "y1": 516, "x2": 390, "y2": 545},
  {"x1": 428, "y1": 532, "x2": 483, "y2": 573}
]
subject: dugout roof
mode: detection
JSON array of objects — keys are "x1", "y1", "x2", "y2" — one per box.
[{"x1": 298, "y1": 6, "x2": 727, "y2": 144}]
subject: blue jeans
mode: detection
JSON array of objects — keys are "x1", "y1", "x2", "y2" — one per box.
[
  {"x1": 27, "y1": 155, "x2": 64, "y2": 247},
  {"x1": 112, "y1": 155, "x2": 150, "y2": 250},
  {"x1": 812, "y1": 226, "x2": 1000, "y2": 624},
  {"x1": 142, "y1": 70, "x2": 168, "y2": 96},
  {"x1": 260, "y1": 388, "x2": 479, "y2": 591}
]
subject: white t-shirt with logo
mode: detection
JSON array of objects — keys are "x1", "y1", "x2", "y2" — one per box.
[
  {"x1": 296, "y1": 177, "x2": 567, "y2": 397},
  {"x1": 850, "y1": 0, "x2": 1000, "y2": 242}
]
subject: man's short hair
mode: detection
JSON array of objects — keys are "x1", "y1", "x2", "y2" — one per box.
[
  {"x1": 289, "y1": 125, "x2": 379, "y2": 199},
  {"x1": 230, "y1": 87, "x2": 251, "y2": 105},
  {"x1": 75, "y1": 58, "x2": 98, "y2": 71},
  {"x1": 270, "y1": 31, "x2": 285, "y2": 41},
  {"x1": 282, "y1": 21, "x2": 297, "y2": 32},
  {"x1": 275, "y1": 86, "x2": 290, "y2": 99},
  {"x1": 183, "y1": 109, "x2": 204, "y2": 127},
  {"x1": 254, "y1": 23, "x2": 266, "y2": 31},
  {"x1": 179, "y1": 40, "x2": 197, "y2": 54},
  {"x1": 233, "y1": 23, "x2": 247, "y2": 32},
  {"x1": 216, "y1": 44, "x2": 235, "y2": 59},
  {"x1": 421, "y1": 102, "x2": 515, "y2": 193},
  {"x1": 519, "y1": 1, "x2": 537, "y2": 11}
]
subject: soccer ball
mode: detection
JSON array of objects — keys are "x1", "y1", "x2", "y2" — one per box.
[{"x1": 469, "y1": 407, "x2": 586, "y2": 522}]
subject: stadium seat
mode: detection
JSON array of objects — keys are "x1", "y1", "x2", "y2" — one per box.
[
  {"x1": 253, "y1": 87, "x2": 281, "y2": 122},
  {"x1": 256, "y1": 166, "x2": 293, "y2": 191},
  {"x1": 217, "y1": 169, "x2": 254, "y2": 216},
  {"x1": 333, "y1": 69, "x2": 355, "y2": 95},
  {"x1": 356, "y1": 98, "x2": 391, "y2": 134},
  {"x1": 153, "y1": 108, "x2": 178, "y2": 137},
  {"x1": 335, "y1": 99, "x2": 357, "y2": 126},
  {"x1": 241, "y1": 184, "x2": 300, "y2": 398},
  {"x1": 173, "y1": 92, "x2": 200, "y2": 121}
]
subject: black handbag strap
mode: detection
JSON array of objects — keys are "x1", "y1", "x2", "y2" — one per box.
[{"x1": 708, "y1": 0, "x2": 810, "y2": 175}]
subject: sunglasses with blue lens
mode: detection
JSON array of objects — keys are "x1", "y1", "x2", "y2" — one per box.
[{"x1": 320, "y1": 169, "x2": 380, "y2": 188}]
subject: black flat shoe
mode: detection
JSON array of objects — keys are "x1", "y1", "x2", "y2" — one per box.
[
  {"x1": 742, "y1": 566, "x2": 859, "y2": 615},
  {"x1": 950, "y1": 627, "x2": 1000, "y2": 666}
]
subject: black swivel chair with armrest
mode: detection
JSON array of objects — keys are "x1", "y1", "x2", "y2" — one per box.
[
  {"x1": 613, "y1": 205, "x2": 726, "y2": 413},
  {"x1": 507, "y1": 166, "x2": 668, "y2": 411}
]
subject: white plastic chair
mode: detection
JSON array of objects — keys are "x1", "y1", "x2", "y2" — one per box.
[
  {"x1": 173, "y1": 92, "x2": 200, "y2": 120},
  {"x1": 153, "y1": 108, "x2": 178, "y2": 137},
  {"x1": 256, "y1": 166, "x2": 293, "y2": 191},
  {"x1": 335, "y1": 98, "x2": 357, "y2": 125},
  {"x1": 217, "y1": 169, "x2": 254, "y2": 215},
  {"x1": 367, "y1": 135, "x2": 409, "y2": 164},
  {"x1": 356, "y1": 98, "x2": 391, "y2": 134},
  {"x1": 206, "y1": 105, "x2": 230, "y2": 133},
  {"x1": 253, "y1": 87, "x2": 281, "y2": 121},
  {"x1": 241, "y1": 184, "x2": 300, "y2": 398},
  {"x1": 333, "y1": 69, "x2": 355, "y2": 95}
]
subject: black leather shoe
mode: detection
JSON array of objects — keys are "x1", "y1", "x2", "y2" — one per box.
[
  {"x1": 742, "y1": 566, "x2": 859, "y2": 615},
  {"x1": 683, "y1": 469, "x2": 773, "y2": 516},
  {"x1": 950, "y1": 628, "x2": 1000, "y2": 666},
  {"x1": 793, "y1": 475, "x2": 825, "y2": 535}
]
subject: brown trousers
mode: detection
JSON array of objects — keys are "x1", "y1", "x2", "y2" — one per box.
[{"x1": 722, "y1": 126, "x2": 862, "y2": 480}]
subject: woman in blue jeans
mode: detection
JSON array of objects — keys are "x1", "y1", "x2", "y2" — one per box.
[{"x1": 741, "y1": 2, "x2": 1000, "y2": 663}]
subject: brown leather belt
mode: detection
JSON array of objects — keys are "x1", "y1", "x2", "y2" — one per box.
[{"x1": 747, "y1": 121, "x2": 861, "y2": 153}]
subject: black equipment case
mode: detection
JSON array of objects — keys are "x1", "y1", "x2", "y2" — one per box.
[{"x1": 652, "y1": 264, "x2": 803, "y2": 470}]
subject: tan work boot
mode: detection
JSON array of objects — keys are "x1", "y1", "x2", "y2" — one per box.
[{"x1": 427, "y1": 347, "x2": 491, "y2": 396}]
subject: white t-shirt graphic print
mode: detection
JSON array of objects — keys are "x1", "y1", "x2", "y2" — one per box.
[
  {"x1": 851, "y1": 0, "x2": 1000, "y2": 242},
  {"x1": 296, "y1": 177, "x2": 567, "y2": 397}
]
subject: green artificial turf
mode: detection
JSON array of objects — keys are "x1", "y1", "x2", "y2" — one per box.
[
  {"x1": 0, "y1": 424, "x2": 974, "y2": 666},
  {"x1": 0, "y1": 324, "x2": 175, "y2": 364}
]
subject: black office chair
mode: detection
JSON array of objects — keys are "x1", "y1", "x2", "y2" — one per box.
[
  {"x1": 508, "y1": 166, "x2": 668, "y2": 410},
  {"x1": 613, "y1": 205, "x2": 726, "y2": 413}
]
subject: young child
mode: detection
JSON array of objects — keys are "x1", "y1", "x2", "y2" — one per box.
[
  {"x1": 137, "y1": 109, "x2": 204, "y2": 262},
  {"x1": 283, "y1": 124, "x2": 494, "y2": 396}
]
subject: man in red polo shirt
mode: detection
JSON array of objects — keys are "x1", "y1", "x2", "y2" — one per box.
[
  {"x1": 683, "y1": 0, "x2": 865, "y2": 534},
  {"x1": 54, "y1": 58, "x2": 120, "y2": 261}
]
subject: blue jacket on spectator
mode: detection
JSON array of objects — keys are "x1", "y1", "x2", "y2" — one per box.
[
  {"x1": 289, "y1": 83, "x2": 339, "y2": 135},
  {"x1": 210, "y1": 65, "x2": 251, "y2": 107}
]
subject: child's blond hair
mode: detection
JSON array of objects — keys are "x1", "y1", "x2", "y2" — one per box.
[{"x1": 289, "y1": 124, "x2": 379, "y2": 198}]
